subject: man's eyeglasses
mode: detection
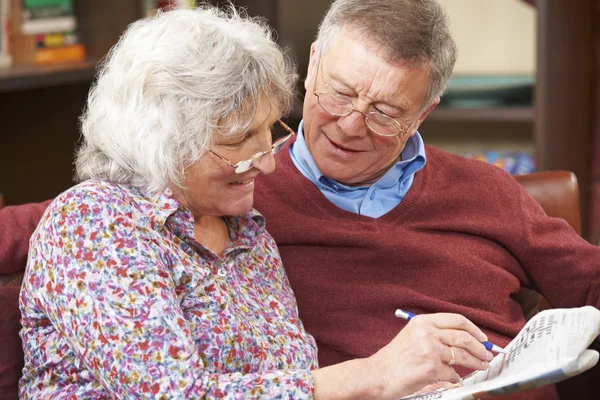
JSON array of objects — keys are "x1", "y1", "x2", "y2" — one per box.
[
  {"x1": 313, "y1": 60, "x2": 417, "y2": 137},
  {"x1": 209, "y1": 119, "x2": 296, "y2": 174}
]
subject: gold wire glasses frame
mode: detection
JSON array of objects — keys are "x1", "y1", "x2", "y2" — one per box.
[
  {"x1": 209, "y1": 119, "x2": 296, "y2": 174},
  {"x1": 313, "y1": 60, "x2": 417, "y2": 137}
]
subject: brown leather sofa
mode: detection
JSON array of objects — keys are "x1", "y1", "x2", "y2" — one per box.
[
  {"x1": 0, "y1": 171, "x2": 597, "y2": 399},
  {"x1": 513, "y1": 171, "x2": 599, "y2": 399}
]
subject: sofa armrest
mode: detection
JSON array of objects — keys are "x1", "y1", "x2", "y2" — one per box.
[{"x1": 0, "y1": 272, "x2": 24, "y2": 288}]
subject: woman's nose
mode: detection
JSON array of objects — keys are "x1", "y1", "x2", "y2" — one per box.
[{"x1": 253, "y1": 152, "x2": 276, "y2": 175}]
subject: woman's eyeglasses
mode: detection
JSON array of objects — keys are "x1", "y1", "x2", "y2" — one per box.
[{"x1": 209, "y1": 119, "x2": 296, "y2": 174}]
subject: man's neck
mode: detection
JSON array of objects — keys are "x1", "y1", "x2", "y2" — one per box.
[{"x1": 334, "y1": 154, "x2": 402, "y2": 187}]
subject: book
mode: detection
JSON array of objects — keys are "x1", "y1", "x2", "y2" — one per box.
[
  {"x1": 9, "y1": 0, "x2": 85, "y2": 65},
  {"x1": 34, "y1": 41, "x2": 84, "y2": 64},
  {"x1": 35, "y1": 30, "x2": 78, "y2": 48},
  {"x1": 460, "y1": 151, "x2": 535, "y2": 175},
  {"x1": 403, "y1": 306, "x2": 600, "y2": 399},
  {"x1": 0, "y1": 0, "x2": 12, "y2": 67},
  {"x1": 21, "y1": 0, "x2": 76, "y2": 35},
  {"x1": 143, "y1": 0, "x2": 197, "y2": 17}
]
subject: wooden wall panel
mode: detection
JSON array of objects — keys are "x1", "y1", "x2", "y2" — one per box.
[{"x1": 535, "y1": 0, "x2": 595, "y2": 240}]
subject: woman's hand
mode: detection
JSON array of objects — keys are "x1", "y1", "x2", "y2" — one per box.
[{"x1": 366, "y1": 313, "x2": 494, "y2": 399}]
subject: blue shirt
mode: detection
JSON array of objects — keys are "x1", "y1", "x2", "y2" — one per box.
[{"x1": 289, "y1": 120, "x2": 426, "y2": 218}]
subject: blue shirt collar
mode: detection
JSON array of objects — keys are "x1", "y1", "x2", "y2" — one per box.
[{"x1": 290, "y1": 120, "x2": 426, "y2": 193}]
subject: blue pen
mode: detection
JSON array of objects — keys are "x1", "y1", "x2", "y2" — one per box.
[{"x1": 394, "y1": 309, "x2": 507, "y2": 354}]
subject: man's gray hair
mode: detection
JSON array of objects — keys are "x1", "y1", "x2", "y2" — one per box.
[
  {"x1": 314, "y1": 0, "x2": 457, "y2": 108},
  {"x1": 76, "y1": 5, "x2": 296, "y2": 192}
]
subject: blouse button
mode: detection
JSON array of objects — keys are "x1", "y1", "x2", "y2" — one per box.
[{"x1": 217, "y1": 269, "x2": 227, "y2": 278}]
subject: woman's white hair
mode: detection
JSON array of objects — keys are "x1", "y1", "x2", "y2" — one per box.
[
  {"x1": 76, "y1": 4, "x2": 296, "y2": 192},
  {"x1": 314, "y1": 0, "x2": 457, "y2": 110}
]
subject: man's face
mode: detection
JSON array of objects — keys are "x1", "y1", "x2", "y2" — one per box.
[{"x1": 302, "y1": 33, "x2": 437, "y2": 185}]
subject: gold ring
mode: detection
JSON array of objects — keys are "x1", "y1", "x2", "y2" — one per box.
[{"x1": 449, "y1": 346, "x2": 456, "y2": 366}]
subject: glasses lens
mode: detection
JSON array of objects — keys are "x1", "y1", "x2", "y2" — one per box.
[
  {"x1": 272, "y1": 133, "x2": 292, "y2": 154},
  {"x1": 235, "y1": 159, "x2": 254, "y2": 174},
  {"x1": 317, "y1": 93, "x2": 352, "y2": 116},
  {"x1": 366, "y1": 112, "x2": 402, "y2": 137}
]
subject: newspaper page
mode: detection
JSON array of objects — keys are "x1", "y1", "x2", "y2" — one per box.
[{"x1": 402, "y1": 306, "x2": 600, "y2": 400}]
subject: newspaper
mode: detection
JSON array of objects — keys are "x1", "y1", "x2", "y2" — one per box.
[{"x1": 402, "y1": 306, "x2": 600, "y2": 400}]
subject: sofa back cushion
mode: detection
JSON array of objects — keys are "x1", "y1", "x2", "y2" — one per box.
[{"x1": 0, "y1": 285, "x2": 23, "y2": 400}]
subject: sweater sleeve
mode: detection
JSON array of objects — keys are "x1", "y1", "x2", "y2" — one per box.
[
  {"x1": 506, "y1": 179, "x2": 600, "y2": 309},
  {"x1": 0, "y1": 199, "x2": 52, "y2": 275},
  {"x1": 21, "y1": 190, "x2": 315, "y2": 399}
]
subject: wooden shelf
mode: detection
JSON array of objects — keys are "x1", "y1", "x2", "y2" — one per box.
[
  {"x1": 0, "y1": 60, "x2": 96, "y2": 93},
  {"x1": 428, "y1": 106, "x2": 534, "y2": 123},
  {"x1": 288, "y1": 104, "x2": 534, "y2": 124}
]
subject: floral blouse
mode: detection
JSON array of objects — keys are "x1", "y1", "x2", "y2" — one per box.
[{"x1": 19, "y1": 180, "x2": 318, "y2": 399}]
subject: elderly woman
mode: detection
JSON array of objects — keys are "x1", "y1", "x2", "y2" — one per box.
[{"x1": 19, "y1": 5, "x2": 492, "y2": 400}]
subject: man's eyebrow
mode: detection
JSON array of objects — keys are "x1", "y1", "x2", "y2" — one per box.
[
  {"x1": 378, "y1": 102, "x2": 410, "y2": 115},
  {"x1": 326, "y1": 68, "x2": 412, "y2": 116},
  {"x1": 326, "y1": 71, "x2": 353, "y2": 91}
]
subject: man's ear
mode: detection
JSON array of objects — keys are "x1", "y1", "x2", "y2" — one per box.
[
  {"x1": 305, "y1": 43, "x2": 318, "y2": 92},
  {"x1": 409, "y1": 98, "x2": 440, "y2": 136}
]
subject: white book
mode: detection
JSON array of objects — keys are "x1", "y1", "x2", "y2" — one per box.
[
  {"x1": 0, "y1": 53, "x2": 11, "y2": 67},
  {"x1": 0, "y1": 0, "x2": 11, "y2": 67},
  {"x1": 21, "y1": 15, "x2": 76, "y2": 35},
  {"x1": 403, "y1": 306, "x2": 600, "y2": 399}
]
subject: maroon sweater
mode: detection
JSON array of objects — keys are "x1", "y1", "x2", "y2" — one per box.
[{"x1": 254, "y1": 143, "x2": 600, "y2": 399}]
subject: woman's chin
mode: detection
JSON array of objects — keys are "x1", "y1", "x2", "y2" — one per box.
[{"x1": 224, "y1": 199, "x2": 254, "y2": 216}]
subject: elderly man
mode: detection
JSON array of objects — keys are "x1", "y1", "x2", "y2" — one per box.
[{"x1": 253, "y1": 0, "x2": 600, "y2": 399}]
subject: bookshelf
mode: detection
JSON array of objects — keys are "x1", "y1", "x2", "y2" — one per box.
[
  {"x1": 0, "y1": 0, "x2": 596, "y2": 242},
  {"x1": 427, "y1": 106, "x2": 534, "y2": 124},
  {"x1": 0, "y1": 0, "x2": 142, "y2": 205},
  {"x1": 0, "y1": 60, "x2": 95, "y2": 92},
  {"x1": 0, "y1": 0, "x2": 143, "y2": 91}
]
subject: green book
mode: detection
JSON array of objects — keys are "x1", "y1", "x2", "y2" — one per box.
[{"x1": 21, "y1": 0, "x2": 76, "y2": 35}]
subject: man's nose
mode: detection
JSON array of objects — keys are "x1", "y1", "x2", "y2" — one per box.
[{"x1": 336, "y1": 105, "x2": 370, "y2": 138}]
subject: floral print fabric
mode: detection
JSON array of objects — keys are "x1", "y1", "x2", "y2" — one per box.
[{"x1": 19, "y1": 180, "x2": 318, "y2": 399}]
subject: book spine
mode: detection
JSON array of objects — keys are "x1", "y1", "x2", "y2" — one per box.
[
  {"x1": 34, "y1": 41, "x2": 84, "y2": 64},
  {"x1": 35, "y1": 30, "x2": 78, "y2": 48},
  {"x1": 24, "y1": 5, "x2": 73, "y2": 19},
  {"x1": 21, "y1": 0, "x2": 76, "y2": 34},
  {"x1": 0, "y1": 0, "x2": 13, "y2": 67},
  {"x1": 22, "y1": 14, "x2": 75, "y2": 34}
]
